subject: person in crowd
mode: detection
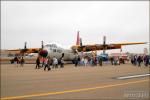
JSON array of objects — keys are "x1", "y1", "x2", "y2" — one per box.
[
  {"x1": 119, "y1": 57, "x2": 124, "y2": 64},
  {"x1": 60, "y1": 57, "x2": 64, "y2": 68},
  {"x1": 44, "y1": 57, "x2": 48, "y2": 70},
  {"x1": 149, "y1": 56, "x2": 150, "y2": 65},
  {"x1": 14, "y1": 56, "x2": 19, "y2": 67},
  {"x1": 81, "y1": 57, "x2": 84, "y2": 66},
  {"x1": 99, "y1": 56, "x2": 103, "y2": 66},
  {"x1": 44, "y1": 57, "x2": 51, "y2": 71},
  {"x1": 89, "y1": 57, "x2": 93, "y2": 66},
  {"x1": 53, "y1": 56, "x2": 58, "y2": 68},
  {"x1": 137, "y1": 55, "x2": 142, "y2": 67},
  {"x1": 77, "y1": 56, "x2": 81, "y2": 66},
  {"x1": 94, "y1": 56, "x2": 97, "y2": 66},
  {"x1": 58, "y1": 58, "x2": 61, "y2": 67},
  {"x1": 131, "y1": 56, "x2": 134, "y2": 65},
  {"x1": 20, "y1": 57, "x2": 25, "y2": 67},
  {"x1": 133, "y1": 55, "x2": 137, "y2": 66},
  {"x1": 41, "y1": 57, "x2": 45, "y2": 68},
  {"x1": 114, "y1": 57, "x2": 120, "y2": 65},
  {"x1": 47, "y1": 56, "x2": 52, "y2": 69},
  {"x1": 144, "y1": 55, "x2": 149, "y2": 67},
  {"x1": 74, "y1": 56, "x2": 78, "y2": 67},
  {"x1": 35, "y1": 56, "x2": 40, "y2": 69},
  {"x1": 110, "y1": 57, "x2": 114, "y2": 65},
  {"x1": 84, "y1": 57, "x2": 88, "y2": 67}
]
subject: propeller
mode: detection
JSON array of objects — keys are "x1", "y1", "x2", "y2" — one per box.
[
  {"x1": 20, "y1": 42, "x2": 28, "y2": 55},
  {"x1": 103, "y1": 36, "x2": 107, "y2": 54},
  {"x1": 39, "y1": 49, "x2": 48, "y2": 58},
  {"x1": 80, "y1": 38, "x2": 86, "y2": 52},
  {"x1": 24, "y1": 42, "x2": 27, "y2": 50},
  {"x1": 41, "y1": 41, "x2": 44, "y2": 49},
  {"x1": 39, "y1": 41, "x2": 48, "y2": 58}
]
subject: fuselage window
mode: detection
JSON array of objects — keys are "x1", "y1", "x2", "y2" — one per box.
[
  {"x1": 49, "y1": 47, "x2": 52, "y2": 50},
  {"x1": 46, "y1": 44, "x2": 57, "y2": 48},
  {"x1": 53, "y1": 49, "x2": 56, "y2": 52}
]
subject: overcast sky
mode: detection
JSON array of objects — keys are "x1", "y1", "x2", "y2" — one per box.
[{"x1": 1, "y1": 1, "x2": 149, "y2": 54}]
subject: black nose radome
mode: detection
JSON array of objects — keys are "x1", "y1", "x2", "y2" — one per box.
[{"x1": 39, "y1": 50, "x2": 48, "y2": 58}]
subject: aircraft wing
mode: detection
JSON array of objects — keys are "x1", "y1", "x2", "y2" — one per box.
[
  {"x1": 6, "y1": 49, "x2": 21, "y2": 51},
  {"x1": 111, "y1": 42, "x2": 147, "y2": 46},
  {"x1": 71, "y1": 44, "x2": 121, "y2": 52},
  {"x1": 6, "y1": 48, "x2": 41, "y2": 53},
  {"x1": 71, "y1": 42, "x2": 147, "y2": 52}
]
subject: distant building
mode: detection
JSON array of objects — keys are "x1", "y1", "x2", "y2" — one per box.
[{"x1": 144, "y1": 48, "x2": 148, "y2": 55}]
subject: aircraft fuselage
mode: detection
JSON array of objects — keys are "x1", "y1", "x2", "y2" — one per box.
[{"x1": 43, "y1": 44, "x2": 76, "y2": 61}]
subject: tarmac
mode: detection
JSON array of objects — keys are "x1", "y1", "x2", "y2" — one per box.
[{"x1": 0, "y1": 63, "x2": 150, "y2": 100}]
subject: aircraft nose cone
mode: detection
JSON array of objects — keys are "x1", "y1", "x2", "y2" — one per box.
[{"x1": 39, "y1": 50, "x2": 48, "y2": 58}]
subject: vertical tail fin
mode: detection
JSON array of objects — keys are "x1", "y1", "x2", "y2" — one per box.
[{"x1": 76, "y1": 31, "x2": 80, "y2": 45}]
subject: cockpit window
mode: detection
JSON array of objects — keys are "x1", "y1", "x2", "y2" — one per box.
[
  {"x1": 45, "y1": 44, "x2": 57, "y2": 48},
  {"x1": 51, "y1": 44, "x2": 57, "y2": 48},
  {"x1": 57, "y1": 49, "x2": 62, "y2": 53}
]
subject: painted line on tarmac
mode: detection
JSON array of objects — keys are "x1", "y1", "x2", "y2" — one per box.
[
  {"x1": 117, "y1": 73, "x2": 150, "y2": 80},
  {"x1": 1, "y1": 79, "x2": 149, "y2": 100}
]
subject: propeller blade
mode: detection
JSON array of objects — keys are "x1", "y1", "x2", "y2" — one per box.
[{"x1": 80, "y1": 38, "x2": 82, "y2": 47}]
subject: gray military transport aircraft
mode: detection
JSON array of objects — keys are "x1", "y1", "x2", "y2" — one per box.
[{"x1": 38, "y1": 31, "x2": 147, "y2": 62}]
